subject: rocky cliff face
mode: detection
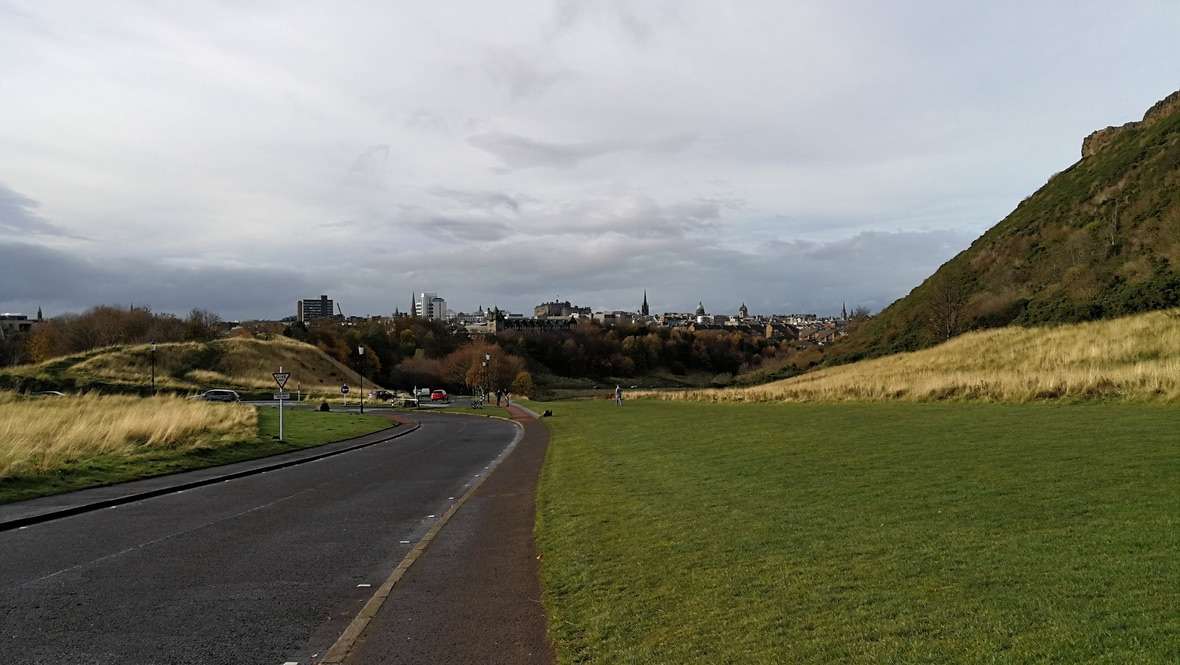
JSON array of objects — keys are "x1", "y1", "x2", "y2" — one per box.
[{"x1": 1082, "y1": 89, "x2": 1180, "y2": 158}]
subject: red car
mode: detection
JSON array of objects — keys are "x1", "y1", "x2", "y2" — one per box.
[{"x1": 430, "y1": 389, "x2": 448, "y2": 402}]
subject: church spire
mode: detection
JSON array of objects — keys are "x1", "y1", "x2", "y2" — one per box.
[{"x1": 641, "y1": 290, "x2": 649, "y2": 316}]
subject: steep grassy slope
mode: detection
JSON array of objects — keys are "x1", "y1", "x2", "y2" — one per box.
[
  {"x1": 0, "y1": 335, "x2": 375, "y2": 395},
  {"x1": 650, "y1": 308, "x2": 1180, "y2": 403},
  {"x1": 834, "y1": 90, "x2": 1180, "y2": 362}
]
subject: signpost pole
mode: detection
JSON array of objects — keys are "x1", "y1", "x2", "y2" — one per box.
[
  {"x1": 273, "y1": 367, "x2": 291, "y2": 442},
  {"x1": 278, "y1": 366, "x2": 284, "y2": 441}
]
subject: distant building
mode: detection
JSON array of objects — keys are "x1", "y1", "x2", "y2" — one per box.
[
  {"x1": 414, "y1": 292, "x2": 448, "y2": 320},
  {"x1": 534, "y1": 300, "x2": 591, "y2": 319},
  {"x1": 593, "y1": 310, "x2": 639, "y2": 326},
  {"x1": 640, "y1": 290, "x2": 650, "y2": 316},
  {"x1": 738, "y1": 303, "x2": 749, "y2": 318},
  {"x1": 297, "y1": 295, "x2": 335, "y2": 323},
  {"x1": 0, "y1": 313, "x2": 35, "y2": 339}
]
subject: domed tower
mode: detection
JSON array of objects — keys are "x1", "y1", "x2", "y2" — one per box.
[
  {"x1": 695, "y1": 301, "x2": 706, "y2": 316},
  {"x1": 738, "y1": 302, "x2": 748, "y2": 318}
]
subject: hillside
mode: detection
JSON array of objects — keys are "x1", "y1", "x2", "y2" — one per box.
[
  {"x1": 651, "y1": 308, "x2": 1180, "y2": 403},
  {"x1": 0, "y1": 335, "x2": 375, "y2": 396},
  {"x1": 833, "y1": 89, "x2": 1180, "y2": 362}
]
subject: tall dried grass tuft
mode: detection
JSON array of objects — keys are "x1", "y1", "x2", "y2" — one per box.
[
  {"x1": 645, "y1": 308, "x2": 1180, "y2": 403},
  {"x1": 0, "y1": 392, "x2": 257, "y2": 479}
]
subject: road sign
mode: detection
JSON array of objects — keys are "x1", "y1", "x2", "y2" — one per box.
[
  {"x1": 273, "y1": 392, "x2": 290, "y2": 400},
  {"x1": 273, "y1": 372, "x2": 290, "y2": 390},
  {"x1": 340, "y1": 384, "x2": 350, "y2": 395}
]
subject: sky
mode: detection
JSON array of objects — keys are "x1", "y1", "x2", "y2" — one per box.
[{"x1": 1, "y1": 1, "x2": 1178, "y2": 320}]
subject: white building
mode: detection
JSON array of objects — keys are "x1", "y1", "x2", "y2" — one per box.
[{"x1": 414, "y1": 292, "x2": 448, "y2": 320}]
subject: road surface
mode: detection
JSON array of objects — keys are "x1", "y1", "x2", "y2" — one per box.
[{"x1": 0, "y1": 412, "x2": 517, "y2": 665}]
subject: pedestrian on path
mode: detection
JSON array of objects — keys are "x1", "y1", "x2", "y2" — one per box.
[
  {"x1": 615, "y1": 384, "x2": 623, "y2": 406},
  {"x1": 505, "y1": 391, "x2": 511, "y2": 408}
]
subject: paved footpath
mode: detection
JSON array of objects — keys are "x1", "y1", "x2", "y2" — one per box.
[{"x1": 342, "y1": 406, "x2": 555, "y2": 665}]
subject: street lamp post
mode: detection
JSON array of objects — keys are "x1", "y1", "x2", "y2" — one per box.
[
  {"x1": 150, "y1": 341, "x2": 157, "y2": 396},
  {"x1": 484, "y1": 352, "x2": 492, "y2": 404},
  {"x1": 358, "y1": 346, "x2": 365, "y2": 414}
]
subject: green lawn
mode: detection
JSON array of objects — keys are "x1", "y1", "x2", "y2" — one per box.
[
  {"x1": 535, "y1": 399, "x2": 1179, "y2": 664},
  {"x1": 0, "y1": 407, "x2": 393, "y2": 504}
]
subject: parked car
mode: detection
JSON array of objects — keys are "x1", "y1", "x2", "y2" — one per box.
[
  {"x1": 32, "y1": 390, "x2": 66, "y2": 398},
  {"x1": 430, "y1": 389, "x2": 448, "y2": 402},
  {"x1": 197, "y1": 389, "x2": 241, "y2": 402},
  {"x1": 415, "y1": 388, "x2": 432, "y2": 399},
  {"x1": 369, "y1": 389, "x2": 395, "y2": 400},
  {"x1": 398, "y1": 396, "x2": 420, "y2": 408}
]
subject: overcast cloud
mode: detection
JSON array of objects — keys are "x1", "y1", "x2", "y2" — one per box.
[{"x1": 1, "y1": 1, "x2": 1177, "y2": 319}]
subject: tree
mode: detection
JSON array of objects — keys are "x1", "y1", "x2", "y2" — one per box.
[
  {"x1": 927, "y1": 265, "x2": 973, "y2": 341},
  {"x1": 510, "y1": 370, "x2": 534, "y2": 396},
  {"x1": 26, "y1": 323, "x2": 65, "y2": 363}
]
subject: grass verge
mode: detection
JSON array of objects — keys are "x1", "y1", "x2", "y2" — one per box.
[
  {"x1": 0, "y1": 397, "x2": 392, "y2": 504},
  {"x1": 535, "y1": 399, "x2": 1179, "y2": 663}
]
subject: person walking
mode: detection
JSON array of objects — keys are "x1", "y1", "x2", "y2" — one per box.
[
  {"x1": 505, "y1": 391, "x2": 511, "y2": 408},
  {"x1": 614, "y1": 384, "x2": 623, "y2": 406}
]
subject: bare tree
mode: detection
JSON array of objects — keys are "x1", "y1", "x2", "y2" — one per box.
[{"x1": 927, "y1": 265, "x2": 972, "y2": 341}]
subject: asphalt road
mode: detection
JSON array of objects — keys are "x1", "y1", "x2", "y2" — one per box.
[{"x1": 0, "y1": 412, "x2": 518, "y2": 665}]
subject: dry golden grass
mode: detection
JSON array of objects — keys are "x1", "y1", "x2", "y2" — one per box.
[
  {"x1": 0, "y1": 392, "x2": 257, "y2": 479},
  {"x1": 648, "y1": 308, "x2": 1180, "y2": 403},
  {"x1": 4, "y1": 335, "x2": 375, "y2": 394}
]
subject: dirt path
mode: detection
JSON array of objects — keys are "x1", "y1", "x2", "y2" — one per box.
[{"x1": 343, "y1": 407, "x2": 555, "y2": 664}]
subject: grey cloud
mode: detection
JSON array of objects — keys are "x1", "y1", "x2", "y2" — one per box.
[
  {"x1": 428, "y1": 216, "x2": 514, "y2": 242},
  {"x1": 349, "y1": 144, "x2": 390, "y2": 175},
  {"x1": 404, "y1": 110, "x2": 450, "y2": 134},
  {"x1": 542, "y1": 195, "x2": 723, "y2": 238},
  {"x1": 428, "y1": 188, "x2": 528, "y2": 213},
  {"x1": 0, "y1": 182, "x2": 79, "y2": 238},
  {"x1": 0, "y1": 241, "x2": 315, "y2": 320},
  {"x1": 466, "y1": 131, "x2": 694, "y2": 170},
  {"x1": 482, "y1": 47, "x2": 572, "y2": 100},
  {"x1": 549, "y1": 0, "x2": 682, "y2": 44}
]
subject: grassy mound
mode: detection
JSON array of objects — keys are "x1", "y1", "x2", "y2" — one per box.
[
  {"x1": 653, "y1": 308, "x2": 1180, "y2": 403},
  {"x1": 0, "y1": 335, "x2": 373, "y2": 396}
]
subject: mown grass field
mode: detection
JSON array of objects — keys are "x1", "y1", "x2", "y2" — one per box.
[
  {"x1": 0, "y1": 395, "x2": 392, "y2": 503},
  {"x1": 534, "y1": 399, "x2": 1179, "y2": 663}
]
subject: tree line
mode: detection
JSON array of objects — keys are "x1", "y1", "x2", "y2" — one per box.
[
  {"x1": 284, "y1": 318, "x2": 796, "y2": 394},
  {"x1": 2, "y1": 306, "x2": 223, "y2": 366}
]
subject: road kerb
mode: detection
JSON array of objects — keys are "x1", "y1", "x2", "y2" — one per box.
[{"x1": 317, "y1": 417, "x2": 528, "y2": 665}]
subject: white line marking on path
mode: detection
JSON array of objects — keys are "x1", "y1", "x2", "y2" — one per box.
[
  {"x1": 400, "y1": 540, "x2": 410, "y2": 544},
  {"x1": 356, "y1": 583, "x2": 371, "y2": 588}
]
